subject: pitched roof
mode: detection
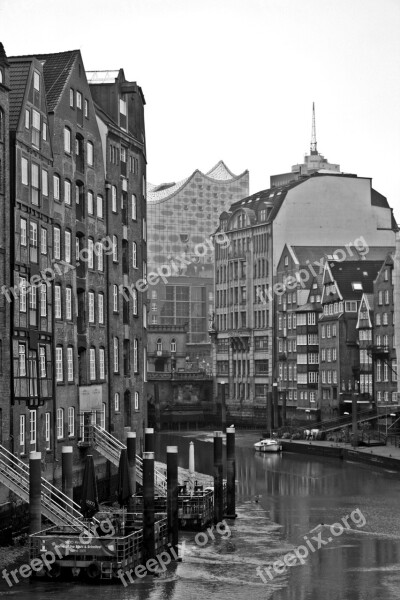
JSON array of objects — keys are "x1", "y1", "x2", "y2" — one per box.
[
  {"x1": 230, "y1": 178, "x2": 304, "y2": 222},
  {"x1": 329, "y1": 260, "x2": 383, "y2": 299},
  {"x1": 206, "y1": 160, "x2": 237, "y2": 181},
  {"x1": 290, "y1": 245, "x2": 394, "y2": 265},
  {"x1": 34, "y1": 50, "x2": 79, "y2": 111},
  {"x1": 8, "y1": 59, "x2": 31, "y2": 130}
]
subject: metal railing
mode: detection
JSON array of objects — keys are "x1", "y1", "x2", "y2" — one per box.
[
  {"x1": 0, "y1": 443, "x2": 83, "y2": 527},
  {"x1": 91, "y1": 425, "x2": 167, "y2": 495}
]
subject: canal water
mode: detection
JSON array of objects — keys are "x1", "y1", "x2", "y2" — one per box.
[{"x1": 2, "y1": 431, "x2": 400, "y2": 599}]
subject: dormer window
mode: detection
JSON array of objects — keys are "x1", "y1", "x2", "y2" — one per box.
[{"x1": 352, "y1": 282, "x2": 363, "y2": 291}]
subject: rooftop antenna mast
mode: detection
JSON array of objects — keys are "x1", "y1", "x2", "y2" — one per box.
[{"x1": 310, "y1": 102, "x2": 318, "y2": 155}]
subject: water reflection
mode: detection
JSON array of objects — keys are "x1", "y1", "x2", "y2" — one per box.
[{"x1": 2, "y1": 433, "x2": 400, "y2": 599}]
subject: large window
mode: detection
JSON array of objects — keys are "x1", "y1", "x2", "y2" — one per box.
[
  {"x1": 19, "y1": 415, "x2": 25, "y2": 454},
  {"x1": 88, "y1": 291, "x2": 95, "y2": 322},
  {"x1": 89, "y1": 348, "x2": 96, "y2": 381},
  {"x1": 45, "y1": 412, "x2": 51, "y2": 450},
  {"x1": 98, "y1": 293, "x2": 104, "y2": 324},
  {"x1": 113, "y1": 337, "x2": 119, "y2": 373},
  {"x1": 55, "y1": 284, "x2": 62, "y2": 319},
  {"x1": 53, "y1": 226, "x2": 61, "y2": 259},
  {"x1": 65, "y1": 230, "x2": 71, "y2": 263},
  {"x1": 18, "y1": 344, "x2": 26, "y2": 376},
  {"x1": 56, "y1": 346, "x2": 63, "y2": 381},
  {"x1": 131, "y1": 194, "x2": 137, "y2": 220},
  {"x1": 67, "y1": 347, "x2": 74, "y2": 381},
  {"x1": 29, "y1": 410, "x2": 36, "y2": 447},
  {"x1": 57, "y1": 408, "x2": 64, "y2": 439},
  {"x1": 64, "y1": 127, "x2": 71, "y2": 153},
  {"x1": 99, "y1": 348, "x2": 105, "y2": 379},
  {"x1": 32, "y1": 109, "x2": 40, "y2": 148},
  {"x1": 31, "y1": 163, "x2": 39, "y2": 205},
  {"x1": 132, "y1": 242, "x2": 137, "y2": 268},
  {"x1": 68, "y1": 407, "x2": 75, "y2": 437},
  {"x1": 112, "y1": 186, "x2": 117, "y2": 212},
  {"x1": 87, "y1": 141, "x2": 94, "y2": 166},
  {"x1": 66, "y1": 287, "x2": 72, "y2": 320},
  {"x1": 113, "y1": 235, "x2": 118, "y2": 262}
]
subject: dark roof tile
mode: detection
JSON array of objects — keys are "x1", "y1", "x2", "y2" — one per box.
[{"x1": 8, "y1": 60, "x2": 31, "y2": 130}]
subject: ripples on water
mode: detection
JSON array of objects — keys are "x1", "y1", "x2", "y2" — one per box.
[{"x1": 2, "y1": 432, "x2": 400, "y2": 600}]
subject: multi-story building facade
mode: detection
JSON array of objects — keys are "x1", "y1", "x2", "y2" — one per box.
[
  {"x1": 373, "y1": 255, "x2": 397, "y2": 411},
  {"x1": 88, "y1": 68, "x2": 147, "y2": 448},
  {"x1": 356, "y1": 293, "x2": 374, "y2": 406},
  {"x1": 319, "y1": 260, "x2": 384, "y2": 419},
  {"x1": 0, "y1": 44, "x2": 11, "y2": 463},
  {"x1": 213, "y1": 136, "x2": 396, "y2": 425},
  {"x1": 8, "y1": 55, "x2": 54, "y2": 463},
  {"x1": 0, "y1": 48, "x2": 148, "y2": 508}
]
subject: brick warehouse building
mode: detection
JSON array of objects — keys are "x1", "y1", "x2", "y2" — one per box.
[
  {"x1": 0, "y1": 46, "x2": 147, "y2": 520},
  {"x1": 0, "y1": 45, "x2": 11, "y2": 463}
]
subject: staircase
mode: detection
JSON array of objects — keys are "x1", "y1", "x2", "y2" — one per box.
[
  {"x1": 0, "y1": 443, "x2": 84, "y2": 527},
  {"x1": 91, "y1": 425, "x2": 167, "y2": 495}
]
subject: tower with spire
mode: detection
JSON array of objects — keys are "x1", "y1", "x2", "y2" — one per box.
[{"x1": 270, "y1": 103, "x2": 341, "y2": 188}]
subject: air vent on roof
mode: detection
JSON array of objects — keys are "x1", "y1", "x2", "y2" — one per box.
[{"x1": 352, "y1": 282, "x2": 363, "y2": 291}]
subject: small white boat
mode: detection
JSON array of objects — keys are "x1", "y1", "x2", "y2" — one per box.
[{"x1": 254, "y1": 438, "x2": 282, "y2": 453}]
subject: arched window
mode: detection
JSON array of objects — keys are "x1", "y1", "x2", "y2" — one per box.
[
  {"x1": 156, "y1": 338, "x2": 162, "y2": 353},
  {"x1": 114, "y1": 392, "x2": 120, "y2": 412},
  {"x1": 170, "y1": 338, "x2": 176, "y2": 353}
]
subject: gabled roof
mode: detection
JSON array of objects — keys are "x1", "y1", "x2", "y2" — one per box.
[
  {"x1": 35, "y1": 50, "x2": 79, "y2": 111},
  {"x1": 8, "y1": 59, "x2": 31, "y2": 130},
  {"x1": 10, "y1": 50, "x2": 79, "y2": 112}
]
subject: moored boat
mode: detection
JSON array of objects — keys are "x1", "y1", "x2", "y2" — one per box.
[{"x1": 254, "y1": 438, "x2": 282, "y2": 453}]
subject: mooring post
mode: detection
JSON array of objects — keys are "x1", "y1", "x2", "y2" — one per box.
[
  {"x1": 29, "y1": 451, "x2": 42, "y2": 534},
  {"x1": 167, "y1": 446, "x2": 179, "y2": 559},
  {"x1": 145, "y1": 427, "x2": 155, "y2": 453},
  {"x1": 126, "y1": 432, "x2": 137, "y2": 500},
  {"x1": 61, "y1": 446, "x2": 73, "y2": 512},
  {"x1": 143, "y1": 451, "x2": 155, "y2": 561},
  {"x1": 352, "y1": 392, "x2": 359, "y2": 447},
  {"x1": 213, "y1": 431, "x2": 223, "y2": 524},
  {"x1": 225, "y1": 426, "x2": 237, "y2": 518}
]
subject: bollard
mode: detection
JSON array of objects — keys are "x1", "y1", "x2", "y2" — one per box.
[
  {"x1": 126, "y1": 432, "x2": 136, "y2": 500},
  {"x1": 61, "y1": 446, "x2": 73, "y2": 512},
  {"x1": 352, "y1": 393, "x2": 359, "y2": 447},
  {"x1": 145, "y1": 428, "x2": 155, "y2": 453},
  {"x1": 189, "y1": 441, "x2": 195, "y2": 475},
  {"x1": 29, "y1": 451, "x2": 42, "y2": 534},
  {"x1": 225, "y1": 427, "x2": 237, "y2": 518},
  {"x1": 213, "y1": 432, "x2": 223, "y2": 524},
  {"x1": 143, "y1": 451, "x2": 155, "y2": 561},
  {"x1": 167, "y1": 446, "x2": 179, "y2": 559}
]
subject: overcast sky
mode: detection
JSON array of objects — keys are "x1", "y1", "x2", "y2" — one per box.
[{"x1": 2, "y1": 0, "x2": 400, "y2": 219}]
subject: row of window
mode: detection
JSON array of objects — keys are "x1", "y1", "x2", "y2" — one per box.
[
  {"x1": 375, "y1": 312, "x2": 392, "y2": 326},
  {"x1": 377, "y1": 289, "x2": 391, "y2": 305},
  {"x1": 376, "y1": 360, "x2": 397, "y2": 383},
  {"x1": 156, "y1": 339, "x2": 176, "y2": 353},
  {"x1": 321, "y1": 370, "x2": 338, "y2": 384},
  {"x1": 69, "y1": 88, "x2": 89, "y2": 117},
  {"x1": 22, "y1": 220, "x2": 140, "y2": 269},
  {"x1": 24, "y1": 107, "x2": 47, "y2": 149},
  {"x1": 377, "y1": 391, "x2": 397, "y2": 403}
]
